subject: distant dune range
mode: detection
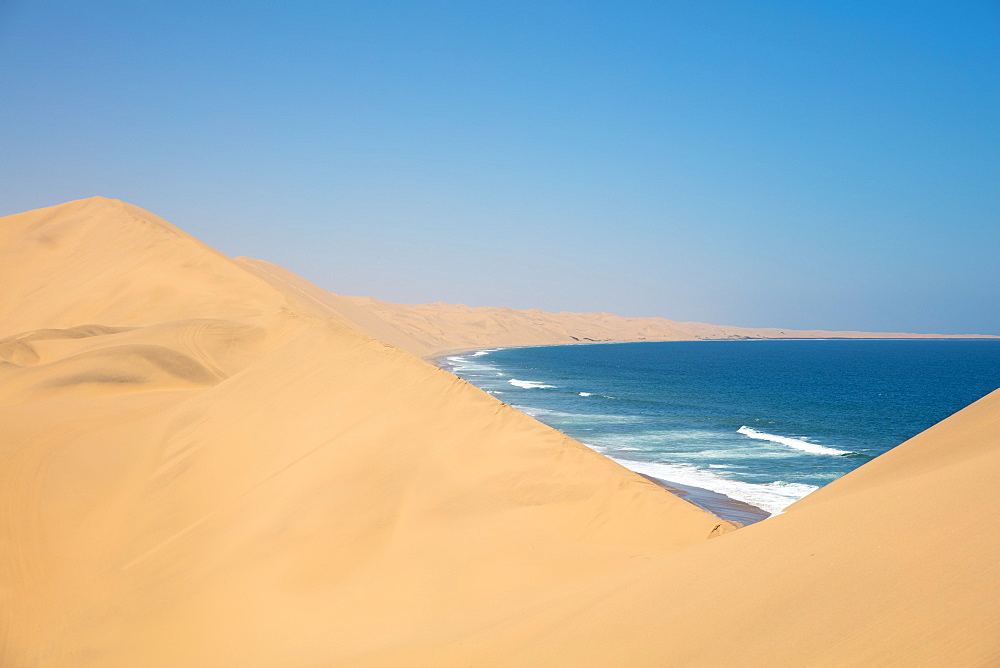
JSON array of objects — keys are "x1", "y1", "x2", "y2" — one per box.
[
  {"x1": 238, "y1": 258, "x2": 995, "y2": 361},
  {"x1": 1, "y1": 197, "x2": 997, "y2": 665}
]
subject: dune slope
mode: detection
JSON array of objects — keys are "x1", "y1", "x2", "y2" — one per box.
[
  {"x1": 387, "y1": 387, "x2": 1000, "y2": 666},
  {"x1": 0, "y1": 198, "x2": 732, "y2": 666}
]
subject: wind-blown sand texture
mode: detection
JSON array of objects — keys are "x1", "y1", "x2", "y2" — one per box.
[{"x1": 2, "y1": 197, "x2": 998, "y2": 665}]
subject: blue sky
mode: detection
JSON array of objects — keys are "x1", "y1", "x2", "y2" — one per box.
[{"x1": 2, "y1": 1, "x2": 998, "y2": 334}]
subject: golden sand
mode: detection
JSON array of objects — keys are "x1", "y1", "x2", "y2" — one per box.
[{"x1": 2, "y1": 197, "x2": 997, "y2": 665}]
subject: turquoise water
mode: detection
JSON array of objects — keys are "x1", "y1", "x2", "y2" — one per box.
[{"x1": 441, "y1": 340, "x2": 1000, "y2": 516}]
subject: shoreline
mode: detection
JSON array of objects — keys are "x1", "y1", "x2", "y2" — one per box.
[
  {"x1": 425, "y1": 348, "x2": 501, "y2": 366},
  {"x1": 423, "y1": 336, "x2": 1000, "y2": 364},
  {"x1": 424, "y1": 337, "x2": 1000, "y2": 370},
  {"x1": 638, "y1": 474, "x2": 772, "y2": 526},
  {"x1": 432, "y1": 346, "x2": 775, "y2": 525}
]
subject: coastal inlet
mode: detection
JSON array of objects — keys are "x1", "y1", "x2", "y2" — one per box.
[{"x1": 440, "y1": 339, "x2": 1000, "y2": 519}]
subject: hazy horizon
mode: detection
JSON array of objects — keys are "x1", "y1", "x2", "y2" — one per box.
[{"x1": 2, "y1": 1, "x2": 998, "y2": 334}]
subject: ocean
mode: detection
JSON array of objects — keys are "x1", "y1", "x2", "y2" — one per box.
[{"x1": 439, "y1": 340, "x2": 1000, "y2": 521}]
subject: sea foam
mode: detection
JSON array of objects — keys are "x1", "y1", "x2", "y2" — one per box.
[
  {"x1": 737, "y1": 426, "x2": 852, "y2": 456},
  {"x1": 511, "y1": 404, "x2": 643, "y2": 423},
  {"x1": 608, "y1": 457, "x2": 816, "y2": 515}
]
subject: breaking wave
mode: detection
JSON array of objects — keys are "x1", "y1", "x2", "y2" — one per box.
[
  {"x1": 737, "y1": 426, "x2": 852, "y2": 456},
  {"x1": 508, "y1": 379, "x2": 556, "y2": 389}
]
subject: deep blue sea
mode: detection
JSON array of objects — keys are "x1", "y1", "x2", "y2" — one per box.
[{"x1": 441, "y1": 340, "x2": 1000, "y2": 518}]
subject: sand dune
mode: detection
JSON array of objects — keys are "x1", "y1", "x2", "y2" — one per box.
[
  {"x1": 387, "y1": 386, "x2": 1000, "y2": 665},
  {"x1": 0, "y1": 198, "x2": 731, "y2": 666},
  {"x1": 2, "y1": 197, "x2": 997, "y2": 665}
]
